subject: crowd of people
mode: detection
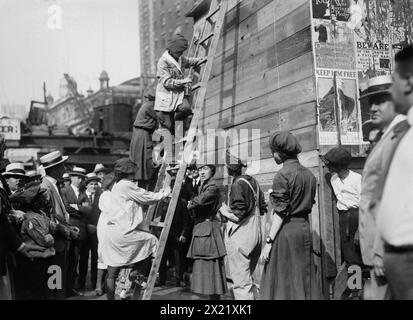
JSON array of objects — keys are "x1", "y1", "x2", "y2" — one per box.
[
  {"x1": 319, "y1": 45, "x2": 413, "y2": 300},
  {"x1": 1, "y1": 36, "x2": 413, "y2": 301}
]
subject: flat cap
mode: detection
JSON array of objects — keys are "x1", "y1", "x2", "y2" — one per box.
[
  {"x1": 320, "y1": 148, "x2": 352, "y2": 167},
  {"x1": 269, "y1": 131, "x2": 302, "y2": 155}
]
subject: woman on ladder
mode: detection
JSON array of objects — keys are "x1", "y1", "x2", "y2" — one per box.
[{"x1": 101, "y1": 159, "x2": 170, "y2": 300}]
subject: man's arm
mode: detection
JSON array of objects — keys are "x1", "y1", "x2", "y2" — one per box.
[
  {"x1": 61, "y1": 188, "x2": 81, "y2": 218},
  {"x1": 188, "y1": 184, "x2": 218, "y2": 210}
]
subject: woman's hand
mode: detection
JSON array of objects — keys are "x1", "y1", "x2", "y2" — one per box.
[
  {"x1": 163, "y1": 186, "x2": 172, "y2": 196},
  {"x1": 260, "y1": 243, "x2": 272, "y2": 264}
]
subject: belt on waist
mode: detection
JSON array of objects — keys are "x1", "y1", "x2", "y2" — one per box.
[
  {"x1": 338, "y1": 208, "x2": 359, "y2": 214},
  {"x1": 338, "y1": 209, "x2": 359, "y2": 241},
  {"x1": 286, "y1": 211, "x2": 311, "y2": 220},
  {"x1": 385, "y1": 244, "x2": 413, "y2": 254},
  {"x1": 134, "y1": 126, "x2": 154, "y2": 133}
]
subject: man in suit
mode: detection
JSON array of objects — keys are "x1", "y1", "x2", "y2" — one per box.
[
  {"x1": 78, "y1": 173, "x2": 103, "y2": 292},
  {"x1": 376, "y1": 45, "x2": 413, "y2": 299},
  {"x1": 182, "y1": 164, "x2": 201, "y2": 203},
  {"x1": 358, "y1": 75, "x2": 406, "y2": 300},
  {"x1": 157, "y1": 165, "x2": 193, "y2": 287},
  {"x1": 40, "y1": 151, "x2": 79, "y2": 300},
  {"x1": 60, "y1": 166, "x2": 87, "y2": 297}
]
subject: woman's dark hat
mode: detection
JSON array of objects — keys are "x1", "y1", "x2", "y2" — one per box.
[
  {"x1": 320, "y1": 148, "x2": 352, "y2": 167},
  {"x1": 114, "y1": 158, "x2": 137, "y2": 175},
  {"x1": 359, "y1": 75, "x2": 392, "y2": 101},
  {"x1": 166, "y1": 32, "x2": 189, "y2": 54},
  {"x1": 269, "y1": 131, "x2": 302, "y2": 155}
]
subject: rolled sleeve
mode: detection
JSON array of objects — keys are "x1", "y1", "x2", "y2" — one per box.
[
  {"x1": 270, "y1": 172, "x2": 290, "y2": 218},
  {"x1": 229, "y1": 182, "x2": 248, "y2": 220}
]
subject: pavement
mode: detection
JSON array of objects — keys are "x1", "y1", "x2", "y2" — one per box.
[{"x1": 67, "y1": 271, "x2": 234, "y2": 301}]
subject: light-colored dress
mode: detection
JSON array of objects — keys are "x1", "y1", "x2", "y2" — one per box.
[
  {"x1": 101, "y1": 180, "x2": 169, "y2": 268},
  {"x1": 97, "y1": 191, "x2": 112, "y2": 270}
]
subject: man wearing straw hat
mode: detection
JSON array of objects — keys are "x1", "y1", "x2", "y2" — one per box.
[
  {"x1": 40, "y1": 151, "x2": 79, "y2": 299},
  {"x1": 2, "y1": 163, "x2": 27, "y2": 194},
  {"x1": 61, "y1": 166, "x2": 87, "y2": 297},
  {"x1": 358, "y1": 75, "x2": 406, "y2": 300}
]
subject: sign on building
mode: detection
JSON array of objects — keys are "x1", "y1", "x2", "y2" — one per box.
[{"x1": 0, "y1": 118, "x2": 21, "y2": 140}]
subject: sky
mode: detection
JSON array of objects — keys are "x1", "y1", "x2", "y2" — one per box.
[{"x1": 0, "y1": 0, "x2": 140, "y2": 119}]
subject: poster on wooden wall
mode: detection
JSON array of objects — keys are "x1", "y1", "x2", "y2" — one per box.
[
  {"x1": 316, "y1": 69, "x2": 361, "y2": 145},
  {"x1": 313, "y1": 19, "x2": 355, "y2": 69},
  {"x1": 310, "y1": 0, "x2": 413, "y2": 146}
]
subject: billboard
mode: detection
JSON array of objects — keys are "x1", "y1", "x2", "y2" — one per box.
[{"x1": 0, "y1": 118, "x2": 21, "y2": 141}]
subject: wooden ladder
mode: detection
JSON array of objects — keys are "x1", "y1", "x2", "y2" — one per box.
[{"x1": 141, "y1": 0, "x2": 228, "y2": 300}]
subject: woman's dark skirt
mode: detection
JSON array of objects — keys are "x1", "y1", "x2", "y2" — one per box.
[
  {"x1": 260, "y1": 216, "x2": 322, "y2": 300},
  {"x1": 191, "y1": 258, "x2": 228, "y2": 296},
  {"x1": 187, "y1": 220, "x2": 228, "y2": 296},
  {"x1": 130, "y1": 128, "x2": 155, "y2": 181}
]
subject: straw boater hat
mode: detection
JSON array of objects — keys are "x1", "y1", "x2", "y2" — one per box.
[
  {"x1": 359, "y1": 75, "x2": 392, "y2": 100},
  {"x1": 62, "y1": 173, "x2": 70, "y2": 181},
  {"x1": 94, "y1": 163, "x2": 108, "y2": 174},
  {"x1": 84, "y1": 173, "x2": 101, "y2": 186},
  {"x1": 2, "y1": 163, "x2": 27, "y2": 178},
  {"x1": 69, "y1": 167, "x2": 87, "y2": 177},
  {"x1": 40, "y1": 151, "x2": 68, "y2": 170}
]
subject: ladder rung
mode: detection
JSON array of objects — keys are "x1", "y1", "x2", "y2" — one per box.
[
  {"x1": 200, "y1": 33, "x2": 214, "y2": 46},
  {"x1": 191, "y1": 83, "x2": 202, "y2": 91},
  {"x1": 150, "y1": 222, "x2": 165, "y2": 228},
  {"x1": 206, "y1": 5, "x2": 220, "y2": 22}
]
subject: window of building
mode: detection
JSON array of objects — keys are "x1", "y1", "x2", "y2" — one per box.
[{"x1": 161, "y1": 12, "x2": 166, "y2": 27}]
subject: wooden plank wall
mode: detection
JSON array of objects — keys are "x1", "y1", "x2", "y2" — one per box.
[{"x1": 194, "y1": 0, "x2": 330, "y2": 297}]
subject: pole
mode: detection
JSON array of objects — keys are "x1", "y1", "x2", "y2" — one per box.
[{"x1": 333, "y1": 71, "x2": 342, "y2": 147}]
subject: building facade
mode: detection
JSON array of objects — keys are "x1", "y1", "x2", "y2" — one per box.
[
  {"x1": 139, "y1": 0, "x2": 196, "y2": 93},
  {"x1": 46, "y1": 72, "x2": 141, "y2": 135}
]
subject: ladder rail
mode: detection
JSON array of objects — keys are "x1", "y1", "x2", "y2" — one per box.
[{"x1": 141, "y1": 0, "x2": 227, "y2": 300}]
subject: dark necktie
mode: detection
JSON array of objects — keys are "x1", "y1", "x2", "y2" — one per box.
[{"x1": 373, "y1": 130, "x2": 384, "y2": 143}]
